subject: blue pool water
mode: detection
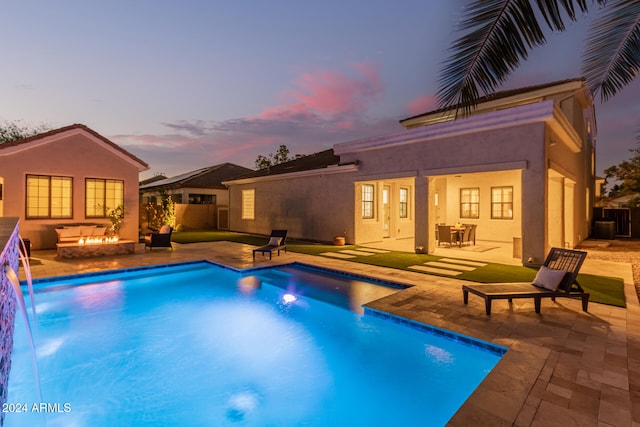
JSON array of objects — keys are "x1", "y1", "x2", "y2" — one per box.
[{"x1": 6, "y1": 261, "x2": 505, "y2": 426}]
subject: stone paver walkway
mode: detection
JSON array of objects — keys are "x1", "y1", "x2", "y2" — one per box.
[{"x1": 17, "y1": 241, "x2": 640, "y2": 426}]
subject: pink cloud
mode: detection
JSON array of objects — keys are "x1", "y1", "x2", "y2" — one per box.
[
  {"x1": 119, "y1": 62, "x2": 403, "y2": 178},
  {"x1": 261, "y1": 62, "x2": 383, "y2": 119},
  {"x1": 406, "y1": 94, "x2": 438, "y2": 116}
]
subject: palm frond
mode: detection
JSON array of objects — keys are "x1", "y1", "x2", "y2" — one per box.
[
  {"x1": 437, "y1": 0, "x2": 547, "y2": 114},
  {"x1": 582, "y1": 0, "x2": 640, "y2": 102},
  {"x1": 437, "y1": 0, "x2": 603, "y2": 115},
  {"x1": 534, "y1": 0, "x2": 590, "y2": 31}
]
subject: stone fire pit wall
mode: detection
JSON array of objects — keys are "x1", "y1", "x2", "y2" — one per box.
[{"x1": 0, "y1": 217, "x2": 19, "y2": 426}]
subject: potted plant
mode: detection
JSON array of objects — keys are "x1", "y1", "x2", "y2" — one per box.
[{"x1": 333, "y1": 229, "x2": 346, "y2": 246}]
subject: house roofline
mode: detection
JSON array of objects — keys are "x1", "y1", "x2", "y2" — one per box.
[
  {"x1": 0, "y1": 124, "x2": 149, "y2": 171},
  {"x1": 223, "y1": 163, "x2": 359, "y2": 185},
  {"x1": 399, "y1": 78, "x2": 586, "y2": 127},
  {"x1": 334, "y1": 100, "x2": 581, "y2": 155},
  {"x1": 139, "y1": 163, "x2": 252, "y2": 190}
]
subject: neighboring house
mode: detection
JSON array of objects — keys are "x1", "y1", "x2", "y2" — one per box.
[
  {"x1": 139, "y1": 163, "x2": 252, "y2": 231},
  {"x1": 602, "y1": 194, "x2": 640, "y2": 208},
  {"x1": 0, "y1": 124, "x2": 149, "y2": 249},
  {"x1": 224, "y1": 78, "x2": 597, "y2": 266},
  {"x1": 139, "y1": 174, "x2": 167, "y2": 186},
  {"x1": 597, "y1": 193, "x2": 640, "y2": 238}
]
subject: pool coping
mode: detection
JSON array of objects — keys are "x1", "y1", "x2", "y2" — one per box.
[
  {"x1": 24, "y1": 259, "x2": 415, "y2": 290},
  {"x1": 364, "y1": 306, "x2": 507, "y2": 356}
]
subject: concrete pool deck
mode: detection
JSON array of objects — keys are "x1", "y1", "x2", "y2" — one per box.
[{"x1": 18, "y1": 241, "x2": 640, "y2": 426}]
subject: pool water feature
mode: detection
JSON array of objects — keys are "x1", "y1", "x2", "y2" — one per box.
[{"x1": 7, "y1": 261, "x2": 505, "y2": 426}]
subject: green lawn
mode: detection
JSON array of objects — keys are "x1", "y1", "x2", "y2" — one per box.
[{"x1": 172, "y1": 230, "x2": 626, "y2": 308}]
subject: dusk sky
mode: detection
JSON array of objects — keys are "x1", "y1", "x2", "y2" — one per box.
[{"x1": 1, "y1": 1, "x2": 638, "y2": 180}]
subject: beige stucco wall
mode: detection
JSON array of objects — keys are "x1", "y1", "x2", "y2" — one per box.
[
  {"x1": 546, "y1": 122, "x2": 593, "y2": 249},
  {"x1": 228, "y1": 171, "x2": 357, "y2": 243},
  {"x1": 0, "y1": 133, "x2": 143, "y2": 249},
  {"x1": 227, "y1": 98, "x2": 594, "y2": 266},
  {"x1": 435, "y1": 170, "x2": 522, "y2": 243},
  {"x1": 339, "y1": 123, "x2": 547, "y2": 262},
  {"x1": 354, "y1": 177, "x2": 415, "y2": 244}
]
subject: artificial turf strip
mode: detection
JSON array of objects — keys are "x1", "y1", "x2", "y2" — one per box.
[
  {"x1": 171, "y1": 231, "x2": 626, "y2": 308},
  {"x1": 290, "y1": 246, "x2": 626, "y2": 308}
]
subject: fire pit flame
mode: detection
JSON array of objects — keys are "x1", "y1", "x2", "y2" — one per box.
[{"x1": 78, "y1": 236, "x2": 119, "y2": 245}]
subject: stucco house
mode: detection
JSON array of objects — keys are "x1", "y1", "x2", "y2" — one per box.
[
  {"x1": 0, "y1": 124, "x2": 149, "y2": 249},
  {"x1": 139, "y1": 163, "x2": 252, "y2": 231},
  {"x1": 224, "y1": 78, "x2": 597, "y2": 266}
]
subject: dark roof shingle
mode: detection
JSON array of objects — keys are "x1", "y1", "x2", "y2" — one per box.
[
  {"x1": 140, "y1": 163, "x2": 253, "y2": 190},
  {"x1": 228, "y1": 149, "x2": 351, "y2": 180}
]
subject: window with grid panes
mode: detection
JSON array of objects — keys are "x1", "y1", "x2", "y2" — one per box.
[
  {"x1": 85, "y1": 178, "x2": 123, "y2": 217},
  {"x1": 491, "y1": 186, "x2": 513, "y2": 219},
  {"x1": 26, "y1": 175, "x2": 72, "y2": 219},
  {"x1": 460, "y1": 188, "x2": 479, "y2": 219},
  {"x1": 362, "y1": 184, "x2": 374, "y2": 219}
]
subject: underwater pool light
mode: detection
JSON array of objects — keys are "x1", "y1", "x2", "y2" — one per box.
[{"x1": 282, "y1": 293, "x2": 297, "y2": 304}]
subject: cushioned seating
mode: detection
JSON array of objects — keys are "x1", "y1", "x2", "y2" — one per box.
[
  {"x1": 144, "y1": 225, "x2": 173, "y2": 251},
  {"x1": 462, "y1": 248, "x2": 589, "y2": 315},
  {"x1": 55, "y1": 225, "x2": 107, "y2": 243},
  {"x1": 253, "y1": 230, "x2": 287, "y2": 260}
]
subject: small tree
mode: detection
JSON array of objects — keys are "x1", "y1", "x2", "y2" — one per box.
[
  {"x1": 604, "y1": 146, "x2": 640, "y2": 197},
  {"x1": 0, "y1": 120, "x2": 51, "y2": 143},
  {"x1": 146, "y1": 191, "x2": 175, "y2": 230},
  {"x1": 254, "y1": 145, "x2": 303, "y2": 169},
  {"x1": 162, "y1": 195, "x2": 175, "y2": 226},
  {"x1": 106, "y1": 205, "x2": 125, "y2": 236}
]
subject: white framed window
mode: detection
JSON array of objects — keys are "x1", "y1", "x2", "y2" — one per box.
[
  {"x1": 26, "y1": 175, "x2": 73, "y2": 219},
  {"x1": 362, "y1": 184, "x2": 374, "y2": 219},
  {"x1": 242, "y1": 189, "x2": 255, "y2": 220},
  {"x1": 460, "y1": 188, "x2": 479, "y2": 219},
  {"x1": 399, "y1": 188, "x2": 409, "y2": 218},
  {"x1": 86, "y1": 178, "x2": 124, "y2": 217},
  {"x1": 491, "y1": 186, "x2": 513, "y2": 219}
]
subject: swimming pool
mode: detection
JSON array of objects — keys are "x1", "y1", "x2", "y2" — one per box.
[{"x1": 7, "y1": 261, "x2": 505, "y2": 426}]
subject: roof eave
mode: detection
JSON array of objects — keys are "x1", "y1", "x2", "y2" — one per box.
[{"x1": 223, "y1": 163, "x2": 359, "y2": 186}]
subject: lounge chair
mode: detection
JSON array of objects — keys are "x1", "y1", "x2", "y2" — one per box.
[
  {"x1": 144, "y1": 225, "x2": 173, "y2": 251},
  {"x1": 462, "y1": 247, "x2": 589, "y2": 315},
  {"x1": 252, "y1": 230, "x2": 287, "y2": 260}
]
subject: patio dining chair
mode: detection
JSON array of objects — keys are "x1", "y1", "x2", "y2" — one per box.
[{"x1": 437, "y1": 225, "x2": 455, "y2": 247}]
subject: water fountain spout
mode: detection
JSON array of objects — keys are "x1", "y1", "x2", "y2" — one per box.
[
  {"x1": 5, "y1": 266, "x2": 42, "y2": 403},
  {"x1": 18, "y1": 236, "x2": 37, "y2": 329}
]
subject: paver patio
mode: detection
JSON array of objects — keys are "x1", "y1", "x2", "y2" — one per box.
[{"x1": 18, "y1": 241, "x2": 640, "y2": 426}]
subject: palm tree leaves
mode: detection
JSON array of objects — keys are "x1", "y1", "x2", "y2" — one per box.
[
  {"x1": 535, "y1": 0, "x2": 589, "y2": 31},
  {"x1": 436, "y1": 0, "x2": 638, "y2": 114},
  {"x1": 437, "y1": 0, "x2": 548, "y2": 114},
  {"x1": 583, "y1": 0, "x2": 640, "y2": 101}
]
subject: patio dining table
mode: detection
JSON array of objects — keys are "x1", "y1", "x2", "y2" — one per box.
[{"x1": 450, "y1": 226, "x2": 465, "y2": 247}]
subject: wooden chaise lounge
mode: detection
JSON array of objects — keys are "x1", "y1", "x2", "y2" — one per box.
[{"x1": 462, "y1": 247, "x2": 589, "y2": 315}]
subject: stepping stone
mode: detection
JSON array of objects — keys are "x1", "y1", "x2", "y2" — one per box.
[
  {"x1": 340, "y1": 250, "x2": 374, "y2": 256},
  {"x1": 439, "y1": 258, "x2": 487, "y2": 267},
  {"x1": 408, "y1": 265, "x2": 463, "y2": 276},
  {"x1": 357, "y1": 248, "x2": 391, "y2": 253},
  {"x1": 425, "y1": 261, "x2": 476, "y2": 271},
  {"x1": 321, "y1": 252, "x2": 356, "y2": 259}
]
